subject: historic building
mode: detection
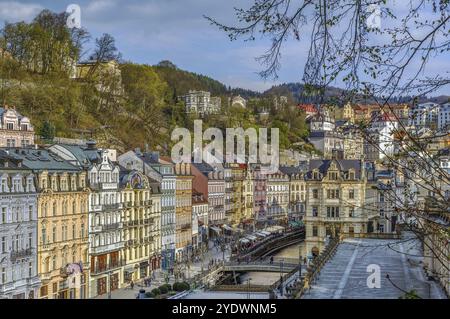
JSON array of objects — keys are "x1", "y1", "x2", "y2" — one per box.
[
  {"x1": 120, "y1": 169, "x2": 161, "y2": 282},
  {"x1": 252, "y1": 165, "x2": 268, "y2": 228},
  {"x1": 192, "y1": 190, "x2": 208, "y2": 251},
  {"x1": 308, "y1": 131, "x2": 344, "y2": 159},
  {"x1": 304, "y1": 159, "x2": 367, "y2": 257},
  {"x1": 0, "y1": 150, "x2": 40, "y2": 299},
  {"x1": 10, "y1": 149, "x2": 90, "y2": 299},
  {"x1": 224, "y1": 163, "x2": 245, "y2": 226},
  {"x1": 438, "y1": 102, "x2": 450, "y2": 131},
  {"x1": 118, "y1": 151, "x2": 175, "y2": 273},
  {"x1": 49, "y1": 142, "x2": 124, "y2": 298},
  {"x1": 242, "y1": 168, "x2": 254, "y2": 230},
  {"x1": 280, "y1": 165, "x2": 307, "y2": 222},
  {"x1": 192, "y1": 162, "x2": 225, "y2": 235},
  {"x1": 230, "y1": 95, "x2": 247, "y2": 108},
  {"x1": 408, "y1": 102, "x2": 439, "y2": 129},
  {"x1": 266, "y1": 170, "x2": 290, "y2": 224},
  {"x1": 365, "y1": 114, "x2": 398, "y2": 161},
  {"x1": 0, "y1": 106, "x2": 34, "y2": 148},
  {"x1": 174, "y1": 163, "x2": 193, "y2": 262},
  {"x1": 180, "y1": 90, "x2": 221, "y2": 115}
]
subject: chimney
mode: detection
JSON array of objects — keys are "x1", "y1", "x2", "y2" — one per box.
[{"x1": 86, "y1": 139, "x2": 97, "y2": 150}]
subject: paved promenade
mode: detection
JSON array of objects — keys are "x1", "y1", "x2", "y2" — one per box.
[{"x1": 303, "y1": 233, "x2": 447, "y2": 299}]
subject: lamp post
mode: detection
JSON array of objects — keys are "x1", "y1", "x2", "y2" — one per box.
[
  {"x1": 108, "y1": 271, "x2": 112, "y2": 299},
  {"x1": 299, "y1": 244, "x2": 302, "y2": 278},
  {"x1": 279, "y1": 259, "x2": 284, "y2": 297}
]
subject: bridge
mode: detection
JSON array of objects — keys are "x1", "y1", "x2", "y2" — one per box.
[{"x1": 222, "y1": 259, "x2": 298, "y2": 273}]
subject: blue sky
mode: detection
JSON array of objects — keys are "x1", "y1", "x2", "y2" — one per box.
[{"x1": 0, "y1": 0, "x2": 448, "y2": 95}]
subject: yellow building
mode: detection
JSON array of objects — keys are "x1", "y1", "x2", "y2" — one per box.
[
  {"x1": 120, "y1": 169, "x2": 161, "y2": 282},
  {"x1": 342, "y1": 102, "x2": 355, "y2": 123},
  {"x1": 304, "y1": 159, "x2": 367, "y2": 257},
  {"x1": 242, "y1": 166, "x2": 254, "y2": 229},
  {"x1": 226, "y1": 163, "x2": 245, "y2": 227},
  {"x1": 13, "y1": 149, "x2": 90, "y2": 299},
  {"x1": 174, "y1": 163, "x2": 193, "y2": 261}
]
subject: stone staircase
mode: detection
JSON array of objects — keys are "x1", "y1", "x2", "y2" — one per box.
[{"x1": 302, "y1": 235, "x2": 446, "y2": 299}]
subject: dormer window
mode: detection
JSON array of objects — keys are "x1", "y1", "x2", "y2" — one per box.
[
  {"x1": 328, "y1": 171, "x2": 338, "y2": 180},
  {"x1": 6, "y1": 123, "x2": 14, "y2": 130}
]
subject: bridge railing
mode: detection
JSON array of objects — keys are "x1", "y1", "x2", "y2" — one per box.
[{"x1": 293, "y1": 237, "x2": 340, "y2": 299}]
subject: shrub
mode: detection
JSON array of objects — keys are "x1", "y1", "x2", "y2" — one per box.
[
  {"x1": 151, "y1": 288, "x2": 161, "y2": 296},
  {"x1": 145, "y1": 292, "x2": 153, "y2": 298},
  {"x1": 159, "y1": 285, "x2": 169, "y2": 294}
]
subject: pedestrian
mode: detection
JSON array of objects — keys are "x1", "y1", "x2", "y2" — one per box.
[{"x1": 130, "y1": 280, "x2": 134, "y2": 289}]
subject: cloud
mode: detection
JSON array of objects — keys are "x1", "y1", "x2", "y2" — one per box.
[{"x1": 0, "y1": 1, "x2": 43, "y2": 22}]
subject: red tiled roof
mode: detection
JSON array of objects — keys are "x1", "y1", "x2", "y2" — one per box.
[{"x1": 298, "y1": 104, "x2": 317, "y2": 113}]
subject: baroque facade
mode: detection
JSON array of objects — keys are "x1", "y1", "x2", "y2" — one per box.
[{"x1": 0, "y1": 150, "x2": 40, "y2": 299}]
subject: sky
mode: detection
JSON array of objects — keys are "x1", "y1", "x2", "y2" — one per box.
[{"x1": 0, "y1": 0, "x2": 448, "y2": 95}]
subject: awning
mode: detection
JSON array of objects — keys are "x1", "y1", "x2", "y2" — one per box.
[
  {"x1": 255, "y1": 232, "x2": 267, "y2": 237},
  {"x1": 260, "y1": 231, "x2": 271, "y2": 236},
  {"x1": 210, "y1": 226, "x2": 222, "y2": 234},
  {"x1": 222, "y1": 225, "x2": 233, "y2": 231},
  {"x1": 239, "y1": 238, "x2": 250, "y2": 244}
]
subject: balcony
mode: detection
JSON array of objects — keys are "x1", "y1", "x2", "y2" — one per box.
[
  {"x1": 90, "y1": 242, "x2": 124, "y2": 255},
  {"x1": 180, "y1": 223, "x2": 191, "y2": 230},
  {"x1": 101, "y1": 182, "x2": 117, "y2": 190},
  {"x1": 103, "y1": 203, "x2": 123, "y2": 211},
  {"x1": 91, "y1": 225, "x2": 102, "y2": 233},
  {"x1": 103, "y1": 222, "x2": 123, "y2": 231},
  {"x1": 91, "y1": 260, "x2": 126, "y2": 275},
  {"x1": 10, "y1": 249, "x2": 33, "y2": 263}
]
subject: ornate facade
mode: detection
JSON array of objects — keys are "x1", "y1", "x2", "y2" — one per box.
[
  {"x1": 0, "y1": 106, "x2": 34, "y2": 148},
  {"x1": 0, "y1": 150, "x2": 40, "y2": 299}
]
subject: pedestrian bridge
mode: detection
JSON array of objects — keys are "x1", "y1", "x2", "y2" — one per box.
[{"x1": 222, "y1": 260, "x2": 298, "y2": 273}]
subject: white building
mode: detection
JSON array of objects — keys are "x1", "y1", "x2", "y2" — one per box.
[
  {"x1": 0, "y1": 150, "x2": 40, "y2": 299},
  {"x1": 180, "y1": 90, "x2": 221, "y2": 114},
  {"x1": 230, "y1": 95, "x2": 247, "y2": 108},
  {"x1": 408, "y1": 102, "x2": 439, "y2": 129},
  {"x1": 438, "y1": 102, "x2": 450, "y2": 131},
  {"x1": 0, "y1": 106, "x2": 35, "y2": 148},
  {"x1": 367, "y1": 114, "x2": 398, "y2": 160},
  {"x1": 49, "y1": 142, "x2": 124, "y2": 298}
]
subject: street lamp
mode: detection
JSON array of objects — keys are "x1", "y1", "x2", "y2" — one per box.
[{"x1": 279, "y1": 259, "x2": 284, "y2": 297}]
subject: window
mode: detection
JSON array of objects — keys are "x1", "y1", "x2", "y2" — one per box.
[
  {"x1": 327, "y1": 189, "x2": 340, "y2": 199},
  {"x1": 349, "y1": 189, "x2": 355, "y2": 199},
  {"x1": 1, "y1": 267, "x2": 5, "y2": 284},
  {"x1": 28, "y1": 205, "x2": 33, "y2": 221},
  {"x1": 72, "y1": 225, "x2": 76, "y2": 239},
  {"x1": 1, "y1": 237, "x2": 5, "y2": 253},
  {"x1": 6, "y1": 123, "x2": 14, "y2": 130},
  {"x1": 349, "y1": 207, "x2": 355, "y2": 217},
  {"x1": 52, "y1": 202, "x2": 57, "y2": 216},
  {"x1": 41, "y1": 227, "x2": 47, "y2": 245},
  {"x1": 312, "y1": 206, "x2": 318, "y2": 217},
  {"x1": 28, "y1": 233, "x2": 32, "y2": 248},
  {"x1": 312, "y1": 189, "x2": 318, "y2": 199},
  {"x1": 328, "y1": 171, "x2": 338, "y2": 180},
  {"x1": 1, "y1": 207, "x2": 6, "y2": 223},
  {"x1": 326, "y1": 206, "x2": 340, "y2": 218},
  {"x1": 52, "y1": 227, "x2": 57, "y2": 243},
  {"x1": 312, "y1": 226, "x2": 318, "y2": 237}
]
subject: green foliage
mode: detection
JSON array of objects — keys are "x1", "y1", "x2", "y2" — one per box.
[
  {"x1": 399, "y1": 290, "x2": 421, "y2": 299},
  {"x1": 158, "y1": 284, "x2": 169, "y2": 294},
  {"x1": 38, "y1": 120, "x2": 55, "y2": 142},
  {"x1": 151, "y1": 288, "x2": 161, "y2": 296},
  {"x1": 173, "y1": 282, "x2": 190, "y2": 292}
]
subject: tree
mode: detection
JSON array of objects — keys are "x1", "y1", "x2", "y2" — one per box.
[
  {"x1": 39, "y1": 120, "x2": 55, "y2": 141},
  {"x1": 207, "y1": 0, "x2": 450, "y2": 289}
]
